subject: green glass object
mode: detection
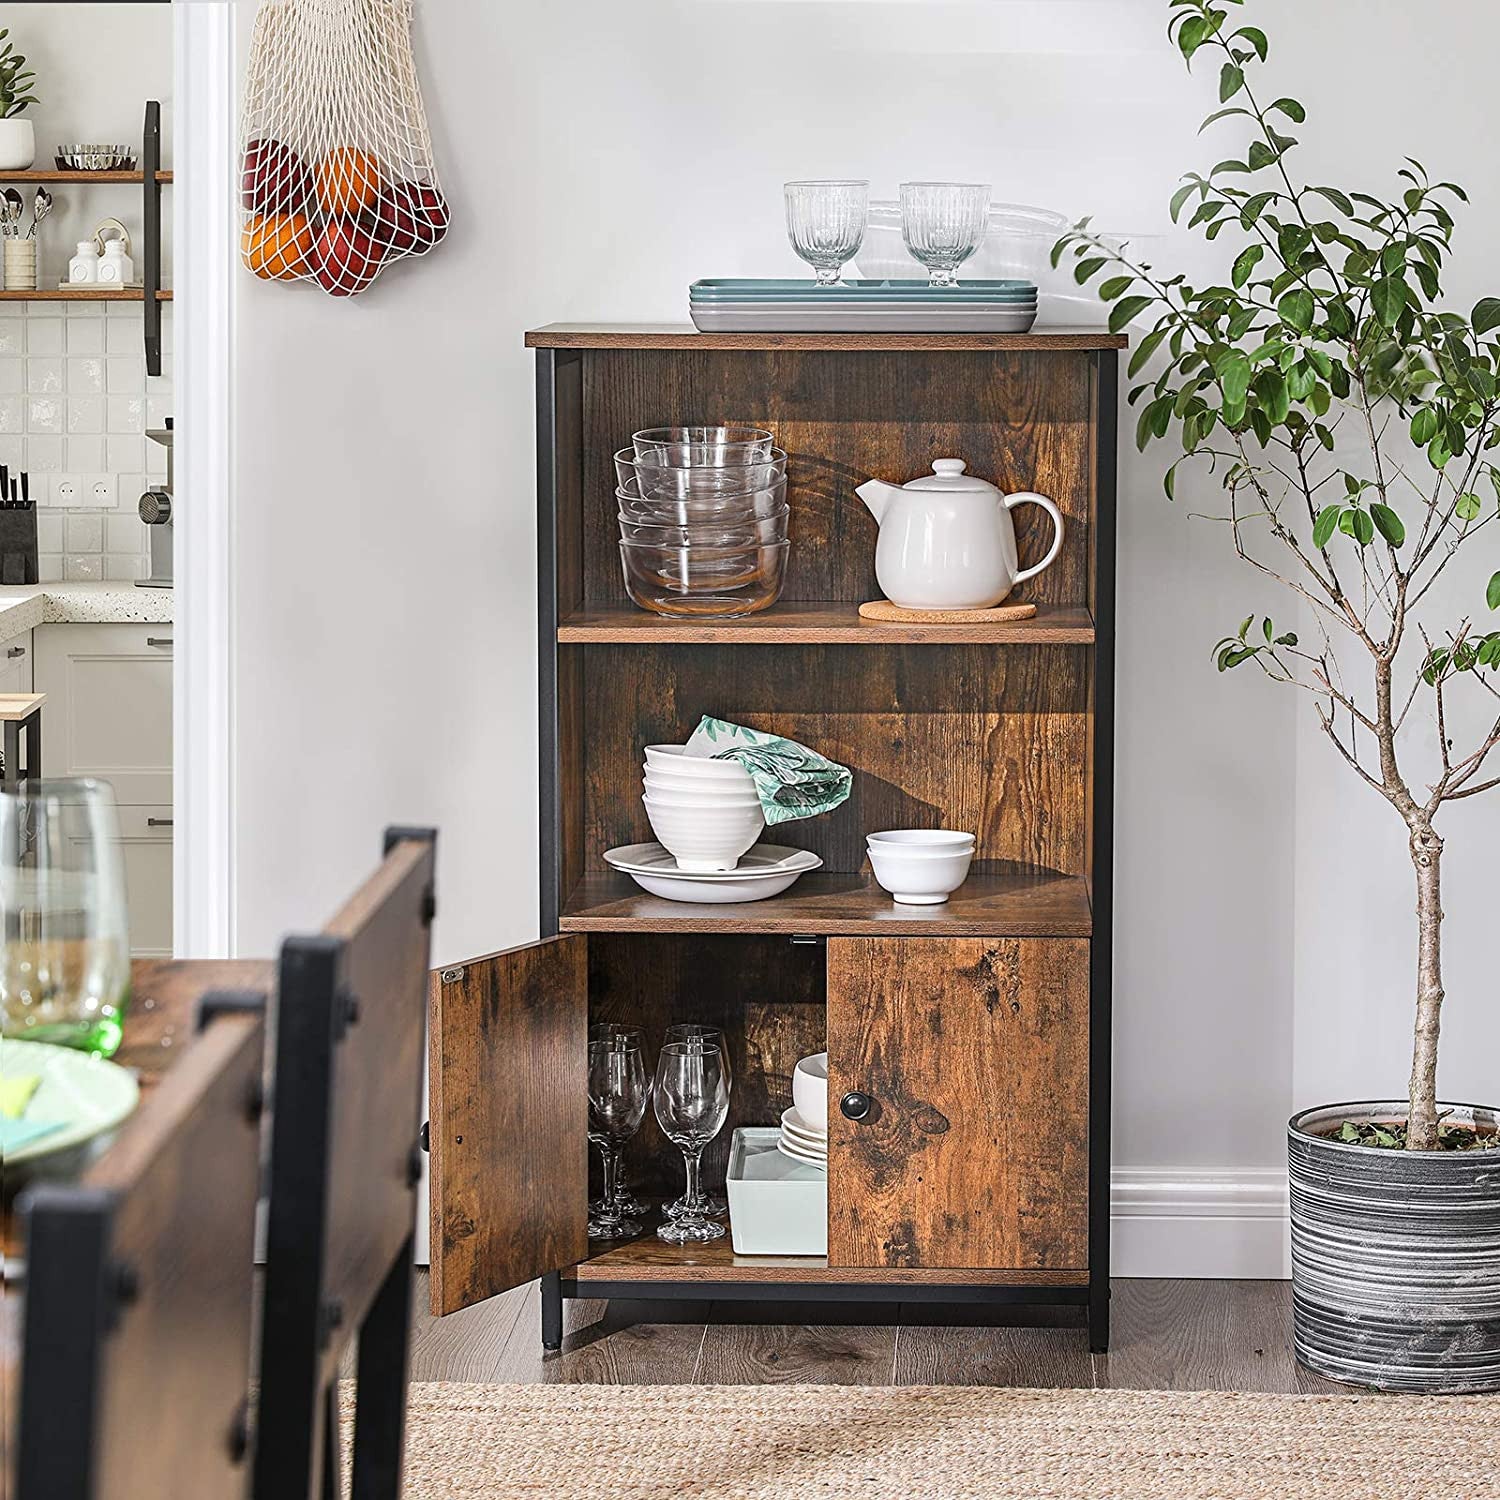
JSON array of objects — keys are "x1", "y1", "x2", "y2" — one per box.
[{"x1": 2, "y1": 779, "x2": 132, "y2": 1058}]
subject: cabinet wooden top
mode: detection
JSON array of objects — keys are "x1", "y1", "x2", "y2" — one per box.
[{"x1": 524, "y1": 323, "x2": 1128, "y2": 352}]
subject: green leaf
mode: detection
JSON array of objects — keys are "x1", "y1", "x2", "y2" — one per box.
[
  {"x1": 1262, "y1": 616, "x2": 1274, "y2": 643},
  {"x1": 1410, "y1": 408, "x2": 1440, "y2": 445},
  {"x1": 1099, "y1": 274, "x2": 1134, "y2": 300},
  {"x1": 1473, "y1": 298, "x2": 1500, "y2": 336},
  {"x1": 1278, "y1": 288, "x2": 1314, "y2": 332},
  {"x1": 1313, "y1": 505, "x2": 1340, "y2": 548},
  {"x1": 1456, "y1": 492, "x2": 1483, "y2": 521},
  {"x1": 1351, "y1": 509, "x2": 1375, "y2": 546},
  {"x1": 1339, "y1": 1121, "x2": 1360, "y2": 1143},
  {"x1": 1215, "y1": 350, "x2": 1253, "y2": 407},
  {"x1": 1177, "y1": 13, "x2": 1209, "y2": 59},
  {"x1": 1372, "y1": 275, "x2": 1407, "y2": 329},
  {"x1": 1253, "y1": 368, "x2": 1290, "y2": 424},
  {"x1": 1109, "y1": 295, "x2": 1153, "y2": 333},
  {"x1": 1169, "y1": 181, "x2": 1198, "y2": 223},
  {"x1": 1128, "y1": 324, "x2": 1170, "y2": 378},
  {"x1": 1370, "y1": 504, "x2": 1405, "y2": 546},
  {"x1": 1488, "y1": 572, "x2": 1500, "y2": 611},
  {"x1": 1269, "y1": 97, "x2": 1306, "y2": 123},
  {"x1": 1074, "y1": 256, "x2": 1107, "y2": 285},
  {"x1": 1235, "y1": 25, "x2": 1269, "y2": 60},
  {"x1": 1231, "y1": 244, "x2": 1264, "y2": 288},
  {"x1": 1219, "y1": 62, "x2": 1244, "y2": 101}
]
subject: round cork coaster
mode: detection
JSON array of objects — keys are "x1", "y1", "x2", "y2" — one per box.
[{"x1": 858, "y1": 599, "x2": 1039, "y2": 625}]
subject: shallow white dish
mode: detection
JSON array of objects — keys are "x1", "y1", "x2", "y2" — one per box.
[{"x1": 602, "y1": 843, "x2": 823, "y2": 904}]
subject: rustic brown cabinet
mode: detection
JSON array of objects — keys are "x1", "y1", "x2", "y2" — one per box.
[{"x1": 428, "y1": 324, "x2": 1121, "y2": 1350}]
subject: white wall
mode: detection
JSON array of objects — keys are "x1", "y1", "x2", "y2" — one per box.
[{"x1": 228, "y1": 0, "x2": 1500, "y2": 1275}]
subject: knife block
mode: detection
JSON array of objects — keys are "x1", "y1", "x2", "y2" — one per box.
[{"x1": 0, "y1": 508, "x2": 39, "y2": 586}]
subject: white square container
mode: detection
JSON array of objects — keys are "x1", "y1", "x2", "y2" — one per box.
[{"x1": 726, "y1": 1127, "x2": 826, "y2": 1256}]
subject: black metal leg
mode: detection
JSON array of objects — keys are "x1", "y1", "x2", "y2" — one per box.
[
  {"x1": 322, "y1": 1380, "x2": 340, "y2": 1500},
  {"x1": 350, "y1": 1236, "x2": 414, "y2": 1500},
  {"x1": 540, "y1": 1271, "x2": 563, "y2": 1352},
  {"x1": 2, "y1": 720, "x2": 18, "y2": 792},
  {"x1": 1088, "y1": 1276, "x2": 1111, "y2": 1353},
  {"x1": 24, "y1": 707, "x2": 40, "y2": 781}
]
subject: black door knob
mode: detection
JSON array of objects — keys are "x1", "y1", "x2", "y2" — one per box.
[{"x1": 840, "y1": 1091, "x2": 873, "y2": 1121}]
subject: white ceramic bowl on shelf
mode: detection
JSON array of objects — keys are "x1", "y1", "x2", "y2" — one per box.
[
  {"x1": 866, "y1": 829, "x2": 975, "y2": 852},
  {"x1": 643, "y1": 764, "x2": 758, "y2": 797},
  {"x1": 792, "y1": 1052, "x2": 829, "y2": 1132},
  {"x1": 866, "y1": 835, "x2": 973, "y2": 905},
  {"x1": 644, "y1": 745, "x2": 755, "y2": 779},
  {"x1": 642, "y1": 794, "x2": 765, "y2": 872}
]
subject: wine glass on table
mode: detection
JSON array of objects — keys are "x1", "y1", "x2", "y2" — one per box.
[
  {"x1": 653, "y1": 1040, "x2": 729, "y2": 1245},
  {"x1": 587, "y1": 1031, "x2": 649, "y2": 1240},
  {"x1": 1, "y1": 778, "x2": 130, "y2": 1057}
]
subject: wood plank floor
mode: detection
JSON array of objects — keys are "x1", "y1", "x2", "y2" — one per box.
[{"x1": 408, "y1": 1275, "x2": 1346, "y2": 1392}]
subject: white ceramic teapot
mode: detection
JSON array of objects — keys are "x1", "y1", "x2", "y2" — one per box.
[{"x1": 856, "y1": 459, "x2": 1065, "y2": 611}]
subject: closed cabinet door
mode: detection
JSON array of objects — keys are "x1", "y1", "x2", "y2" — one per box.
[
  {"x1": 826, "y1": 936, "x2": 1089, "y2": 1272},
  {"x1": 116, "y1": 806, "x2": 174, "y2": 957},
  {"x1": 34, "y1": 624, "x2": 173, "y2": 803},
  {"x1": 0, "y1": 633, "x2": 32, "y2": 694}
]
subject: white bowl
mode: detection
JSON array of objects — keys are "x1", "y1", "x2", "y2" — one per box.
[
  {"x1": 643, "y1": 767, "x2": 758, "y2": 795},
  {"x1": 867, "y1": 842, "x2": 973, "y2": 905},
  {"x1": 642, "y1": 780, "x2": 762, "y2": 809},
  {"x1": 643, "y1": 795, "x2": 764, "y2": 872},
  {"x1": 644, "y1": 744, "x2": 752, "y2": 778},
  {"x1": 792, "y1": 1054, "x2": 828, "y2": 1132},
  {"x1": 867, "y1": 829, "x2": 975, "y2": 850}
]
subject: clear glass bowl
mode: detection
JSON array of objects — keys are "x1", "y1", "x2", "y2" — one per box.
[
  {"x1": 632, "y1": 426, "x2": 776, "y2": 466},
  {"x1": 614, "y1": 448, "x2": 787, "y2": 500},
  {"x1": 619, "y1": 540, "x2": 789, "y2": 618},
  {"x1": 618, "y1": 506, "x2": 789, "y2": 547},
  {"x1": 616, "y1": 474, "x2": 787, "y2": 523}
]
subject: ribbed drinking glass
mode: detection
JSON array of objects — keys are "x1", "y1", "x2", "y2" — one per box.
[
  {"x1": 899, "y1": 181, "x2": 991, "y2": 287},
  {"x1": 784, "y1": 180, "x2": 868, "y2": 286}
]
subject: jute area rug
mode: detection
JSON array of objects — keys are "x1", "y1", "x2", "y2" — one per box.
[{"x1": 390, "y1": 1382, "x2": 1499, "y2": 1500}]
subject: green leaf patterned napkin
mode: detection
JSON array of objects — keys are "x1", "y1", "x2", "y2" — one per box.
[{"x1": 686, "y1": 716, "x2": 853, "y2": 826}]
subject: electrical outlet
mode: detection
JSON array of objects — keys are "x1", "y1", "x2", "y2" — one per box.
[
  {"x1": 49, "y1": 474, "x2": 83, "y2": 508},
  {"x1": 86, "y1": 475, "x2": 119, "y2": 509}
]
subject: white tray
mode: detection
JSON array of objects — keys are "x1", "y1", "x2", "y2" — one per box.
[
  {"x1": 726, "y1": 1127, "x2": 827, "y2": 1255},
  {"x1": 690, "y1": 306, "x2": 1038, "y2": 333}
]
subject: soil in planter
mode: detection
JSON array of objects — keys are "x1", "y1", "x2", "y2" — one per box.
[{"x1": 1322, "y1": 1118, "x2": 1500, "y2": 1151}]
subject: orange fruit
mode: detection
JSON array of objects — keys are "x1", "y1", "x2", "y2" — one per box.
[
  {"x1": 242, "y1": 212, "x2": 314, "y2": 280},
  {"x1": 315, "y1": 146, "x2": 382, "y2": 218}
]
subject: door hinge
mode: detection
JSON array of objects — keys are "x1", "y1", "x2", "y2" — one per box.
[
  {"x1": 789, "y1": 934, "x2": 825, "y2": 947},
  {"x1": 439, "y1": 966, "x2": 465, "y2": 984}
]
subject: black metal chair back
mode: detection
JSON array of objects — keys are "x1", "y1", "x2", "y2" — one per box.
[
  {"x1": 253, "y1": 827, "x2": 436, "y2": 1500},
  {"x1": 15, "y1": 992, "x2": 268, "y2": 1500}
]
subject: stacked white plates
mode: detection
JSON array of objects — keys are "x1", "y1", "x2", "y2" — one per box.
[
  {"x1": 778, "y1": 1105, "x2": 827, "y2": 1167},
  {"x1": 779, "y1": 1051, "x2": 829, "y2": 1167},
  {"x1": 603, "y1": 842, "x2": 822, "y2": 904}
]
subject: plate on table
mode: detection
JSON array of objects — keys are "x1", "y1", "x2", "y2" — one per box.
[
  {"x1": 0, "y1": 1037, "x2": 139, "y2": 1168},
  {"x1": 602, "y1": 843, "x2": 822, "y2": 904}
]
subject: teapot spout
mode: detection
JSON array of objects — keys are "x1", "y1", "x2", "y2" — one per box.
[{"x1": 856, "y1": 478, "x2": 903, "y2": 527}]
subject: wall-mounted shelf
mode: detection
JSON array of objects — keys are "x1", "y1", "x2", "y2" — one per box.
[
  {"x1": 0, "y1": 288, "x2": 172, "y2": 302},
  {"x1": 0, "y1": 170, "x2": 172, "y2": 183}
]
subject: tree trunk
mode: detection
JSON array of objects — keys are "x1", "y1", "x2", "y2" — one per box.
[{"x1": 1406, "y1": 818, "x2": 1445, "y2": 1150}]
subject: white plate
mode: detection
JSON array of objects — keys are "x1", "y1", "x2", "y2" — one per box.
[
  {"x1": 781, "y1": 1105, "x2": 828, "y2": 1146},
  {"x1": 777, "y1": 1135, "x2": 828, "y2": 1167},
  {"x1": 0, "y1": 1038, "x2": 139, "y2": 1167},
  {"x1": 603, "y1": 843, "x2": 823, "y2": 904}
]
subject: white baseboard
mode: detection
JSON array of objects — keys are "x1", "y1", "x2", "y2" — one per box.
[{"x1": 1110, "y1": 1168, "x2": 1290, "y2": 1279}]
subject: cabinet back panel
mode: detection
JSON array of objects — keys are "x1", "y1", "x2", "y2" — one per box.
[
  {"x1": 574, "y1": 643, "x2": 1088, "y2": 877},
  {"x1": 588, "y1": 934, "x2": 826, "y2": 1199},
  {"x1": 579, "y1": 349, "x2": 1096, "y2": 608}
]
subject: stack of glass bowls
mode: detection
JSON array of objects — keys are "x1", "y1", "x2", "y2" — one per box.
[{"x1": 616, "y1": 426, "x2": 790, "y2": 617}]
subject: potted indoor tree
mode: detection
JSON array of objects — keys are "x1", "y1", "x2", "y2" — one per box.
[
  {"x1": 1058, "y1": 0, "x2": 1500, "y2": 1392},
  {"x1": 0, "y1": 28, "x2": 38, "y2": 171}
]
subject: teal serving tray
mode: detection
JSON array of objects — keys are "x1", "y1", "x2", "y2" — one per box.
[{"x1": 690, "y1": 278, "x2": 1037, "y2": 303}]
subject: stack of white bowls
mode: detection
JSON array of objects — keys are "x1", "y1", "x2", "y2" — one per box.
[
  {"x1": 866, "y1": 829, "x2": 975, "y2": 905},
  {"x1": 779, "y1": 1052, "x2": 828, "y2": 1167},
  {"x1": 642, "y1": 744, "x2": 765, "y2": 873}
]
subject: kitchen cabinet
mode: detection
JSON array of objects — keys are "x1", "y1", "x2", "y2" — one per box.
[
  {"x1": 428, "y1": 326, "x2": 1119, "y2": 1349},
  {"x1": 34, "y1": 624, "x2": 174, "y2": 957},
  {"x1": 1, "y1": 631, "x2": 33, "y2": 694}
]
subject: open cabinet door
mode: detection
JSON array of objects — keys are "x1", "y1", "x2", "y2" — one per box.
[{"x1": 428, "y1": 934, "x2": 588, "y2": 1315}]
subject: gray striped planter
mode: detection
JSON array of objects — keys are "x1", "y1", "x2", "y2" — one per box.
[{"x1": 1289, "y1": 1101, "x2": 1500, "y2": 1392}]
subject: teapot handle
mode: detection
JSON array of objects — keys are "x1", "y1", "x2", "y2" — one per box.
[{"x1": 1004, "y1": 492, "x2": 1065, "y2": 584}]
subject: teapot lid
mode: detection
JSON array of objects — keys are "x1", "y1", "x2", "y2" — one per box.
[{"x1": 902, "y1": 459, "x2": 1001, "y2": 495}]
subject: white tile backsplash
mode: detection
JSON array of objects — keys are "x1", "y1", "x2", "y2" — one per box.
[{"x1": 0, "y1": 305, "x2": 170, "y2": 579}]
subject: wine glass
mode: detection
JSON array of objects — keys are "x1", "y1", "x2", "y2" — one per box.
[
  {"x1": 663, "y1": 1024, "x2": 731, "y2": 1219},
  {"x1": 589, "y1": 1023, "x2": 650, "y2": 1216},
  {"x1": 587, "y1": 1033, "x2": 649, "y2": 1240},
  {"x1": 784, "y1": 180, "x2": 868, "y2": 286},
  {"x1": 899, "y1": 181, "x2": 990, "y2": 287},
  {"x1": 1, "y1": 778, "x2": 131, "y2": 1057},
  {"x1": 653, "y1": 1040, "x2": 729, "y2": 1244}
]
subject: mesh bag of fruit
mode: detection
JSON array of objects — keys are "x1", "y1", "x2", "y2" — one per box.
[{"x1": 239, "y1": 0, "x2": 449, "y2": 296}]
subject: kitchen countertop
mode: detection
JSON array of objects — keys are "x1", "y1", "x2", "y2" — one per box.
[{"x1": 0, "y1": 582, "x2": 173, "y2": 647}]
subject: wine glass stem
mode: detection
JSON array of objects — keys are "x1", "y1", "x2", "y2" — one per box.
[
  {"x1": 681, "y1": 1146, "x2": 703, "y2": 1209},
  {"x1": 602, "y1": 1144, "x2": 621, "y2": 1211},
  {"x1": 814, "y1": 265, "x2": 841, "y2": 287},
  {"x1": 929, "y1": 267, "x2": 957, "y2": 288}
]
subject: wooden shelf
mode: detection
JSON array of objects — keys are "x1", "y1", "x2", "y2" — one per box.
[
  {"x1": 571, "y1": 1225, "x2": 1089, "y2": 1285},
  {"x1": 558, "y1": 601, "x2": 1095, "y2": 645},
  {"x1": 527, "y1": 322, "x2": 1128, "y2": 352},
  {"x1": 0, "y1": 169, "x2": 172, "y2": 183},
  {"x1": 559, "y1": 869, "x2": 1091, "y2": 936},
  {"x1": 0, "y1": 288, "x2": 172, "y2": 302}
]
